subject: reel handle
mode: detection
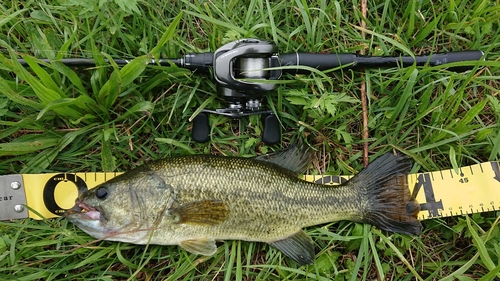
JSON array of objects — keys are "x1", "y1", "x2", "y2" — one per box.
[{"x1": 191, "y1": 112, "x2": 280, "y2": 145}]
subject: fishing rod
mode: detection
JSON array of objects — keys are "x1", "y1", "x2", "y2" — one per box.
[{"x1": 17, "y1": 39, "x2": 485, "y2": 144}]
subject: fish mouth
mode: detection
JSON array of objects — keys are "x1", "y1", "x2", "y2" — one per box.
[{"x1": 65, "y1": 200, "x2": 107, "y2": 223}]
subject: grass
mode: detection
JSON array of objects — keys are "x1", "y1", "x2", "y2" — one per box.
[{"x1": 1, "y1": 0, "x2": 499, "y2": 279}]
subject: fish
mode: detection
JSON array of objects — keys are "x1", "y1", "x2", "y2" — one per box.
[{"x1": 64, "y1": 142, "x2": 422, "y2": 265}]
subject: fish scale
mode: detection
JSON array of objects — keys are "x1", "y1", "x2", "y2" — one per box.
[{"x1": 147, "y1": 155, "x2": 366, "y2": 242}]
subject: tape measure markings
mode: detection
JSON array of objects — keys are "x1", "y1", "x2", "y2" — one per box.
[
  {"x1": 0, "y1": 162, "x2": 498, "y2": 221},
  {"x1": 305, "y1": 161, "x2": 500, "y2": 221}
]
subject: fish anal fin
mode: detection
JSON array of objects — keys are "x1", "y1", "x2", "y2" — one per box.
[
  {"x1": 269, "y1": 229, "x2": 315, "y2": 265},
  {"x1": 180, "y1": 238, "x2": 217, "y2": 256},
  {"x1": 171, "y1": 200, "x2": 229, "y2": 225}
]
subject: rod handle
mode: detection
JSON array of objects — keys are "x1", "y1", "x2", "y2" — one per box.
[
  {"x1": 280, "y1": 53, "x2": 355, "y2": 74},
  {"x1": 280, "y1": 50, "x2": 485, "y2": 74},
  {"x1": 427, "y1": 50, "x2": 484, "y2": 71}
]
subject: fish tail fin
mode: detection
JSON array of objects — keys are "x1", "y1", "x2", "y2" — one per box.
[{"x1": 350, "y1": 153, "x2": 422, "y2": 235}]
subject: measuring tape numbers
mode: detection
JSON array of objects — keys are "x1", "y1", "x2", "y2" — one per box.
[
  {"x1": 307, "y1": 161, "x2": 500, "y2": 220},
  {"x1": 1, "y1": 162, "x2": 499, "y2": 221}
]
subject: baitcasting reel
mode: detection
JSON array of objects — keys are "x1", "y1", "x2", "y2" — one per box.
[{"x1": 187, "y1": 39, "x2": 282, "y2": 144}]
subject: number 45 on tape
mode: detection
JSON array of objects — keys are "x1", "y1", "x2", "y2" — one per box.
[
  {"x1": 0, "y1": 162, "x2": 499, "y2": 221},
  {"x1": 307, "y1": 161, "x2": 500, "y2": 220}
]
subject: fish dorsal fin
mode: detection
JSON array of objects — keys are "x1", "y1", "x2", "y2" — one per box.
[
  {"x1": 171, "y1": 200, "x2": 229, "y2": 225},
  {"x1": 180, "y1": 238, "x2": 217, "y2": 256},
  {"x1": 269, "y1": 229, "x2": 315, "y2": 265},
  {"x1": 255, "y1": 140, "x2": 313, "y2": 174}
]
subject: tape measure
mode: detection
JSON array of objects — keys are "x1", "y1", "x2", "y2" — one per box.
[
  {"x1": 1, "y1": 162, "x2": 499, "y2": 221},
  {"x1": 0, "y1": 172, "x2": 122, "y2": 220},
  {"x1": 305, "y1": 161, "x2": 500, "y2": 220}
]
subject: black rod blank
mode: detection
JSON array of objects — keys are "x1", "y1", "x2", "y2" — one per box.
[
  {"x1": 15, "y1": 50, "x2": 484, "y2": 73},
  {"x1": 16, "y1": 58, "x2": 183, "y2": 67},
  {"x1": 279, "y1": 50, "x2": 485, "y2": 73}
]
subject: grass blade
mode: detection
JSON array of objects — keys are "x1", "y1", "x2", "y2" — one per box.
[
  {"x1": 0, "y1": 137, "x2": 59, "y2": 156},
  {"x1": 151, "y1": 12, "x2": 183, "y2": 61},
  {"x1": 0, "y1": 77, "x2": 43, "y2": 109},
  {"x1": 466, "y1": 216, "x2": 500, "y2": 278},
  {"x1": 373, "y1": 229, "x2": 424, "y2": 281},
  {"x1": 97, "y1": 55, "x2": 150, "y2": 110}
]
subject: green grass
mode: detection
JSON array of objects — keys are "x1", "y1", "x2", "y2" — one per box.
[{"x1": 1, "y1": 0, "x2": 500, "y2": 280}]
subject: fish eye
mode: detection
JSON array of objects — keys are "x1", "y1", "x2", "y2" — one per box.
[{"x1": 96, "y1": 186, "x2": 109, "y2": 200}]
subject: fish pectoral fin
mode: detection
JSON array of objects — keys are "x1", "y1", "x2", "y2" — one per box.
[
  {"x1": 269, "y1": 229, "x2": 315, "y2": 265},
  {"x1": 180, "y1": 238, "x2": 217, "y2": 256},
  {"x1": 171, "y1": 200, "x2": 229, "y2": 225}
]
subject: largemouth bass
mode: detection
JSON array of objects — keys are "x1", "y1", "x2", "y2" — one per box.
[{"x1": 65, "y1": 143, "x2": 422, "y2": 265}]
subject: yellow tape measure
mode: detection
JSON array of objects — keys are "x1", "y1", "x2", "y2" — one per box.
[
  {"x1": 0, "y1": 162, "x2": 499, "y2": 221},
  {"x1": 305, "y1": 161, "x2": 500, "y2": 220}
]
